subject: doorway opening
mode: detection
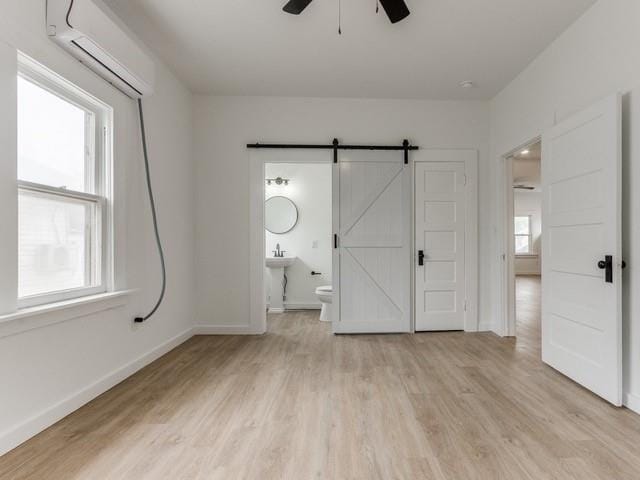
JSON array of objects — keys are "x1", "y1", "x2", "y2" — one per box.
[
  {"x1": 264, "y1": 162, "x2": 333, "y2": 331},
  {"x1": 509, "y1": 141, "x2": 542, "y2": 345},
  {"x1": 498, "y1": 138, "x2": 542, "y2": 339}
]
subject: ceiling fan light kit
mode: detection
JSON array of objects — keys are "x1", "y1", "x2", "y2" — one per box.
[{"x1": 282, "y1": 0, "x2": 410, "y2": 25}]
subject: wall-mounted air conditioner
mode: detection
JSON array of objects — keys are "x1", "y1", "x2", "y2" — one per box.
[{"x1": 46, "y1": 0, "x2": 156, "y2": 98}]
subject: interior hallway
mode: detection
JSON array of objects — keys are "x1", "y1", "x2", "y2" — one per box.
[{"x1": 2, "y1": 302, "x2": 640, "y2": 479}]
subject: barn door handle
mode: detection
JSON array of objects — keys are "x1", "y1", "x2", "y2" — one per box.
[
  {"x1": 598, "y1": 255, "x2": 613, "y2": 283},
  {"x1": 418, "y1": 250, "x2": 425, "y2": 266}
]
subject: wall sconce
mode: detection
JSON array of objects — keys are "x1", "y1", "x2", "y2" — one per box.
[{"x1": 266, "y1": 176, "x2": 290, "y2": 186}]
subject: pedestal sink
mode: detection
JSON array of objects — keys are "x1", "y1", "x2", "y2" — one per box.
[
  {"x1": 265, "y1": 257, "x2": 296, "y2": 269},
  {"x1": 265, "y1": 256, "x2": 296, "y2": 313}
]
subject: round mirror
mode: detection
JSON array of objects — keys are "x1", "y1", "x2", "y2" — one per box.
[{"x1": 265, "y1": 196, "x2": 298, "y2": 234}]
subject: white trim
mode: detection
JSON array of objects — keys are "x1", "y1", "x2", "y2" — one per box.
[
  {"x1": 624, "y1": 392, "x2": 640, "y2": 415},
  {"x1": 249, "y1": 149, "x2": 333, "y2": 335},
  {"x1": 192, "y1": 324, "x2": 262, "y2": 335},
  {"x1": 0, "y1": 290, "x2": 134, "y2": 339},
  {"x1": 413, "y1": 149, "x2": 479, "y2": 332},
  {"x1": 0, "y1": 326, "x2": 193, "y2": 457}
]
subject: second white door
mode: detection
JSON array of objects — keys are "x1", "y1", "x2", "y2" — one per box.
[
  {"x1": 415, "y1": 161, "x2": 466, "y2": 331},
  {"x1": 541, "y1": 94, "x2": 622, "y2": 405}
]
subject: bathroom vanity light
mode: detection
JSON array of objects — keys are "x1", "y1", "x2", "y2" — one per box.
[{"x1": 266, "y1": 176, "x2": 290, "y2": 186}]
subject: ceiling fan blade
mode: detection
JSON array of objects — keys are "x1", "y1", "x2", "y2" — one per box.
[
  {"x1": 378, "y1": 0, "x2": 410, "y2": 24},
  {"x1": 283, "y1": 0, "x2": 314, "y2": 15}
]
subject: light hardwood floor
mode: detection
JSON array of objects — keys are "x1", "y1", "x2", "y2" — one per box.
[{"x1": 2, "y1": 277, "x2": 640, "y2": 479}]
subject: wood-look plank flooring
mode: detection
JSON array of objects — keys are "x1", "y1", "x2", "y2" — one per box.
[{"x1": 2, "y1": 276, "x2": 640, "y2": 479}]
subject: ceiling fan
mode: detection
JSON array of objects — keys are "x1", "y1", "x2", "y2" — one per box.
[{"x1": 283, "y1": 0, "x2": 411, "y2": 24}]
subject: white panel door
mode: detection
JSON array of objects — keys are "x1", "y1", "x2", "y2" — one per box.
[
  {"x1": 541, "y1": 94, "x2": 622, "y2": 406},
  {"x1": 415, "y1": 162, "x2": 466, "y2": 331},
  {"x1": 333, "y1": 150, "x2": 410, "y2": 334}
]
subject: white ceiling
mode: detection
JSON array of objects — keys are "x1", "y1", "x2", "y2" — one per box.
[
  {"x1": 512, "y1": 141, "x2": 541, "y2": 189},
  {"x1": 108, "y1": 0, "x2": 596, "y2": 99}
]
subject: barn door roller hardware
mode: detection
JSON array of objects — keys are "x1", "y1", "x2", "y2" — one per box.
[{"x1": 247, "y1": 139, "x2": 418, "y2": 165}]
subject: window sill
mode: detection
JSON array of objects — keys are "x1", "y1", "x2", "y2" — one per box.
[
  {"x1": 515, "y1": 253, "x2": 539, "y2": 258},
  {"x1": 0, "y1": 290, "x2": 135, "y2": 339}
]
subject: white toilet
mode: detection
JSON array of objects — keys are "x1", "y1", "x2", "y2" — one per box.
[{"x1": 315, "y1": 285, "x2": 333, "y2": 322}]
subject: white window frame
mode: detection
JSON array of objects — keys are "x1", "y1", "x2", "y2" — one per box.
[
  {"x1": 17, "y1": 55, "x2": 113, "y2": 309},
  {"x1": 514, "y1": 214, "x2": 533, "y2": 255}
]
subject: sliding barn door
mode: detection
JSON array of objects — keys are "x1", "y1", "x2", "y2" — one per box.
[
  {"x1": 541, "y1": 94, "x2": 622, "y2": 406},
  {"x1": 333, "y1": 150, "x2": 410, "y2": 333}
]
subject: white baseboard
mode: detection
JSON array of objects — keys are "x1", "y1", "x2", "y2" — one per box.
[
  {"x1": 192, "y1": 324, "x2": 263, "y2": 335},
  {"x1": 0, "y1": 327, "x2": 194, "y2": 457},
  {"x1": 477, "y1": 321, "x2": 493, "y2": 332},
  {"x1": 624, "y1": 392, "x2": 640, "y2": 415},
  {"x1": 284, "y1": 302, "x2": 321, "y2": 310},
  {"x1": 266, "y1": 302, "x2": 322, "y2": 310}
]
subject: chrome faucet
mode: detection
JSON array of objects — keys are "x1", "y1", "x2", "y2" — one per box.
[{"x1": 273, "y1": 243, "x2": 286, "y2": 258}]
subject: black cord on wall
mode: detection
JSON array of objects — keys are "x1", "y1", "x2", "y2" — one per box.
[{"x1": 134, "y1": 98, "x2": 167, "y2": 323}]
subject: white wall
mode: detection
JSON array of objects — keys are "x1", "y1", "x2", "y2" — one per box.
[
  {"x1": 194, "y1": 96, "x2": 490, "y2": 331},
  {"x1": 514, "y1": 191, "x2": 542, "y2": 275},
  {"x1": 490, "y1": 0, "x2": 640, "y2": 412},
  {"x1": 0, "y1": 1, "x2": 195, "y2": 454},
  {"x1": 265, "y1": 163, "x2": 332, "y2": 309}
]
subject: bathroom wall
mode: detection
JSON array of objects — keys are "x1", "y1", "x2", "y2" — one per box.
[
  {"x1": 514, "y1": 191, "x2": 542, "y2": 275},
  {"x1": 265, "y1": 163, "x2": 332, "y2": 309}
]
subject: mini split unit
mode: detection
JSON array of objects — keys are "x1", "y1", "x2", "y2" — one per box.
[{"x1": 46, "y1": 0, "x2": 155, "y2": 98}]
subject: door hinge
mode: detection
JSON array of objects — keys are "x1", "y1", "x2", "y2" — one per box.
[
  {"x1": 464, "y1": 300, "x2": 468, "y2": 312},
  {"x1": 463, "y1": 174, "x2": 467, "y2": 186}
]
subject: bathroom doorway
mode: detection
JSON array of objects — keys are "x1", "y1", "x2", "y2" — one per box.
[
  {"x1": 264, "y1": 162, "x2": 333, "y2": 329},
  {"x1": 248, "y1": 148, "x2": 333, "y2": 334}
]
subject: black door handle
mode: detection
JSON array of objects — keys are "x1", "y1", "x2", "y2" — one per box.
[
  {"x1": 598, "y1": 255, "x2": 613, "y2": 283},
  {"x1": 418, "y1": 250, "x2": 425, "y2": 266}
]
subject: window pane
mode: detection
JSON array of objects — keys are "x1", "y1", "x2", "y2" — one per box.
[
  {"x1": 18, "y1": 189, "x2": 98, "y2": 298},
  {"x1": 18, "y1": 77, "x2": 89, "y2": 192},
  {"x1": 514, "y1": 216, "x2": 530, "y2": 235},
  {"x1": 515, "y1": 236, "x2": 530, "y2": 254}
]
